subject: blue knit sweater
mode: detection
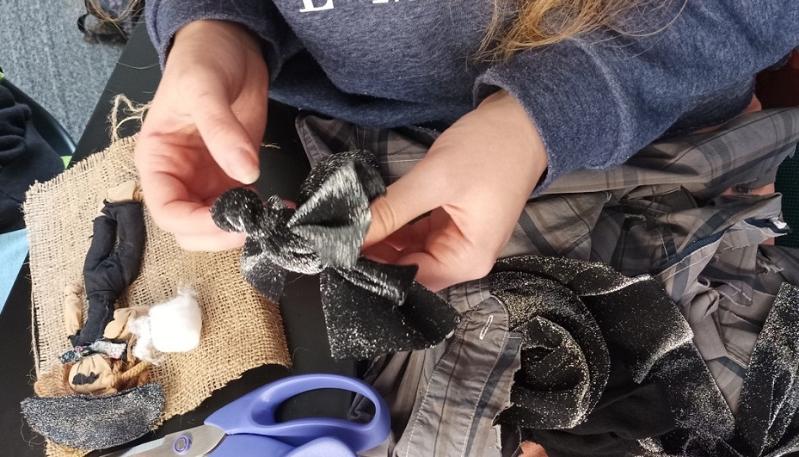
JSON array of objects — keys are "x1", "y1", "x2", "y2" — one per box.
[{"x1": 146, "y1": 0, "x2": 799, "y2": 184}]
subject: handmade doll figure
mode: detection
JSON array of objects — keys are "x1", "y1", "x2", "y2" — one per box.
[{"x1": 68, "y1": 181, "x2": 146, "y2": 347}]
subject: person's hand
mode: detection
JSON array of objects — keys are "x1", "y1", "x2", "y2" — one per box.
[
  {"x1": 134, "y1": 20, "x2": 268, "y2": 251},
  {"x1": 363, "y1": 90, "x2": 548, "y2": 291}
]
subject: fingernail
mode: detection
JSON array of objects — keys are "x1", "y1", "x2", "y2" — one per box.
[{"x1": 232, "y1": 151, "x2": 260, "y2": 184}]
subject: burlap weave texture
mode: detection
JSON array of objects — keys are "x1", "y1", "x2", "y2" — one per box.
[{"x1": 24, "y1": 136, "x2": 290, "y2": 456}]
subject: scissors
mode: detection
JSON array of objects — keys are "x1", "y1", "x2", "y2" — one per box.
[{"x1": 102, "y1": 373, "x2": 390, "y2": 457}]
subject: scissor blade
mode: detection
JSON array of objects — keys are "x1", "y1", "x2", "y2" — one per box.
[{"x1": 100, "y1": 424, "x2": 226, "y2": 457}]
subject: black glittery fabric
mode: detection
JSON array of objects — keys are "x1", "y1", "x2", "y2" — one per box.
[
  {"x1": 489, "y1": 270, "x2": 609, "y2": 430},
  {"x1": 725, "y1": 283, "x2": 799, "y2": 457},
  {"x1": 492, "y1": 256, "x2": 799, "y2": 457},
  {"x1": 491, "y1": 256, "x2": 693, "y2": 432},
  {"x1": 211, "y1": 151, "x2": 459, "y2": 360},
  {"x1": 21, "y1": 383, "x2": 164, "y2": 450},
  {"x1": 70, "y1": 201, "x2": 145, "y2": 347}
]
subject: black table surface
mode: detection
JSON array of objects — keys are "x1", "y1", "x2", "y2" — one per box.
[{"x1": 2, "y1": 23, "x2": 356, "y2": 457}]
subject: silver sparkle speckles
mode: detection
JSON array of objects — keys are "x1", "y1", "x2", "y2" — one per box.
[
  {"x1": 211, "y1": 151, "x2": 459, "y2": 360},
  {"x1": 21, "y1": 383, "x2": 164, "y2": 450}
]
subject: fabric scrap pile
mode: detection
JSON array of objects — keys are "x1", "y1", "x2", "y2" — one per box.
[
  {"x1": 211, "y1": 151, "x2": 459, "y2": 360},
  {"x1": 21, "y1": 181, "x2": 203, "y2": 451},
  {"x1": 494, "y1": 257, "x2": 799, "y2": 457},
  {"x1": 292, "y1": 109, "x2": 799, "y2": 457}
]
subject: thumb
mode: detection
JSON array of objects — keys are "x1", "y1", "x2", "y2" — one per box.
[
  {"x1": 364, "y1": 166, "x2": 445, "y2": 248},
  {"x1": 193, "y1": 90, "x2": 260, "y2": 184}
]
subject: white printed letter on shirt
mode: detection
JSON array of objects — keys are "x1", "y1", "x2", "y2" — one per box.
[{"x1": 300, "y1": 0, "x2": 334, "y2": 12}]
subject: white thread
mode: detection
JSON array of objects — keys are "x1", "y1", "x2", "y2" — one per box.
[{"x1": 479, "y1": 314, "x2": 494, "y2": 340}]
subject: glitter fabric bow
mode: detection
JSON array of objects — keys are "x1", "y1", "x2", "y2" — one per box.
[{"x1": 211, "y1": 151, "x2": 459, "y2": 360}]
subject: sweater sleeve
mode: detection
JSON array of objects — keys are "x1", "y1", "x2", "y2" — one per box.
[
  {"x1": 475, "y1": 0, "x2": 799, "y2": 186},
  {"x1": 145, "y1": 0, "x2": 295, "y2": 78}
]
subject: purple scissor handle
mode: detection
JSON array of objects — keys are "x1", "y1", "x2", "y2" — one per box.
[{"x1": 203, "y1": 373, "x2": 390, "y2": 457}]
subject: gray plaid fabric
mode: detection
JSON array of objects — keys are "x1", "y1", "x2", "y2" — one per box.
[
  {"x1": 350, "y1": 281, "x2": 520, "y2": 457},
  {"x1": 296, "y1": 108, "x2": 799, "y2": 454},
  {"x1": 297, "y1": 109, "x2": 799, "y2": 269}
]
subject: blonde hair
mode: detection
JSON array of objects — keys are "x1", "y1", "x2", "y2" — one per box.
[{"x1": 482, "y1": 0, "x2": 664, "y2": 59}]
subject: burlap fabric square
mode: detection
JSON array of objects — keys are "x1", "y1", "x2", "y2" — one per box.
[{"x1": 24, "y1": 136, "x2": 290, "y2": 457}]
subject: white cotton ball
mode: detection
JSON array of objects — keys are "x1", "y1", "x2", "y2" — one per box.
[
  {"x1": 149, "y1": 288, "x2": 202, "y2": 353},
  {"x1": 130, "y1": 316, "x2": 163, "y2": 364}
]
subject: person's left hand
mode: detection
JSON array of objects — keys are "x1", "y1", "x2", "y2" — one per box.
[{"x1": 362, "y1": 90, "x2": 548, "y2": 291}]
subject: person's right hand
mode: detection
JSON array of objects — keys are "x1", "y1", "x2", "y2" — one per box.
[{"x1": 134, "y1": 20, "x2": 268, "y2": 251}]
